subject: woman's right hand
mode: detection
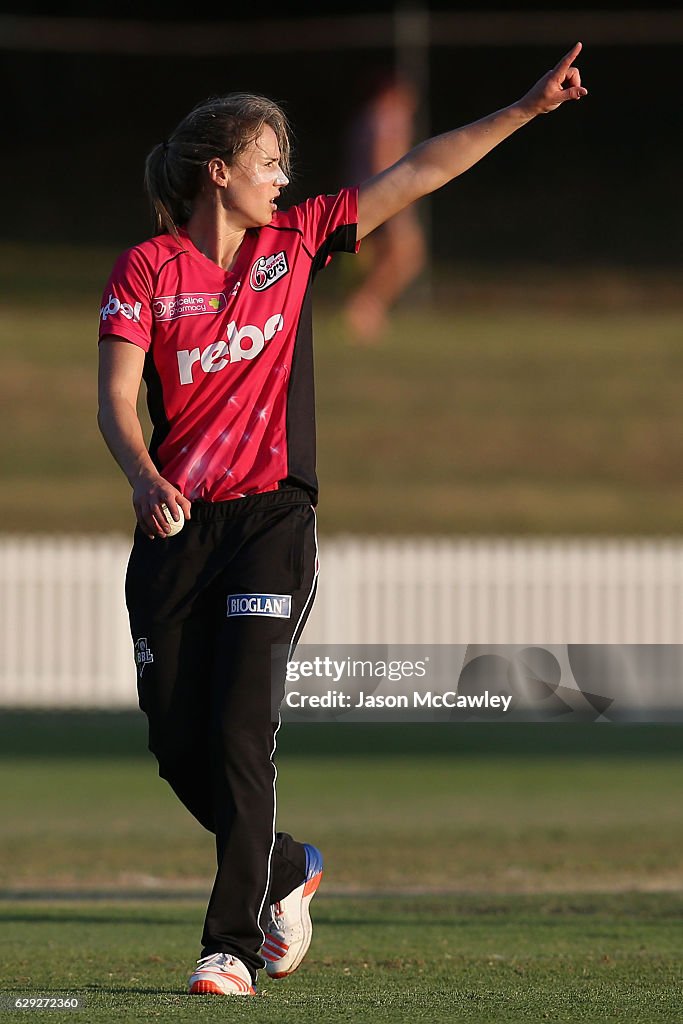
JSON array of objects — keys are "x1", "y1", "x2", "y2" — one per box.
[{"x1": 132, "y1": 472, "x2": 192, "y2": 539}]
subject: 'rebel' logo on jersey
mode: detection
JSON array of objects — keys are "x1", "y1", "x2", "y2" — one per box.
[
  {"x1": 250, "y1": 251, "x2": 289, "y2": 292},
  {"x1": 176, "y1": 313, "x2": 284, "y2": 385},
  {"x1": 100, "y1": 292, "x2": 142, "y2": 323},
  {"x1": 227, "y1": 594, "x2": 292, "y2": 618}
]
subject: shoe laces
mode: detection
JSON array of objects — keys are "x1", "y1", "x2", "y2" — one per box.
[
  {"x1": 266, "y1": 902, "x2": 287, "y2": 933},
  {"x1": 196, "y1": 952, "x2": 238, "y2": 969}
]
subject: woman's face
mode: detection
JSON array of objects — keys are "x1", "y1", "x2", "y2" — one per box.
[{"x1": 222, "y1": 124, "x2": 289, "y2": 228}]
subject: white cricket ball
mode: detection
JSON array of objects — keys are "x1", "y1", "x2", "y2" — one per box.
[{"x1": 161, "y1": 503, "x2": 185, "y2": 537}]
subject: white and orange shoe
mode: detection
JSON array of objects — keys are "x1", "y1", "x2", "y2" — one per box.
[
  {"x1": 261, "y1": 842, "x2": 323, "y2": 979},
  {"x1": 188, "y1": 952, "x2": 255, "y2": 996}
]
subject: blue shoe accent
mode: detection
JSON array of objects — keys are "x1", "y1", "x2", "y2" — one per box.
[
  {"x1": 303, "y1": 843, "x2": 323, "y2": 881},
  {"x1": 263, "y1": 843, "x2": 323, "y2": 978}
]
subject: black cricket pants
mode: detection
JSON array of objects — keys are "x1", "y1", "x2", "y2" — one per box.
[{"x1": 125, "y1": 488, "x2": 318, "y2": 981}]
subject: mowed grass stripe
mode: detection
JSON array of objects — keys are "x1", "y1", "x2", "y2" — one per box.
[
  {"x1": 2, "y1": 720, "x2": 681, "y2": 1020},
  {"x1": 2, "y1": 754, "x2": 682, "y2": 893},
  {"x1": 1, "y1": 895, "x2": 681, "y2": 1023}
]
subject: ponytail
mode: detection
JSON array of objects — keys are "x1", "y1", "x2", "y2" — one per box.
[{"x1": 144, "y1": 141, "x2": 188, "y2": 239}]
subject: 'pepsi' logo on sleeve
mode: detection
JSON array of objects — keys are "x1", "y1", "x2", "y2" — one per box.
[
  {"x1": 227, "y1": 594, "x2": 292, "y2": 618},
  {"x1": 100, "y1": 293, "x2": 142, "y2": 322}
]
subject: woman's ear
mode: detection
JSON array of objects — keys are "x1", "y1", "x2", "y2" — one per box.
[{"x1": 206, "y1": 157, "x2": 230, "y2": 188}]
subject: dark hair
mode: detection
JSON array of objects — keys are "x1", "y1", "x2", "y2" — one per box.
[{"x1": 144, "y1": 93, "x2": 292, "y2": 237}]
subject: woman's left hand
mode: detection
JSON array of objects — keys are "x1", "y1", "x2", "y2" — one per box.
[{"x1": 519, "y1": 41, "x2": 588, "y2": 116}]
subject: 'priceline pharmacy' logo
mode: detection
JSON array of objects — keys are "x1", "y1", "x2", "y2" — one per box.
[{"x1": 153, "y1": 292, "x2": 227, "y2": 321}]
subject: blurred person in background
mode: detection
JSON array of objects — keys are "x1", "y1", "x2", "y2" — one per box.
[
  {"x1": 97, "y1": 45, "x2": 586, "y2": 998},
  {"x1": 344, "y1": 70, "x2": 426, "y2": 343}
]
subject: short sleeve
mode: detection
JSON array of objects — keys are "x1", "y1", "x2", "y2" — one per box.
[
  {"x1": 98, "y1": 246, "x2": 154, "y2": 350},
  {"x1": 286, "y1": 187, "x2": 360, "y2": 270}
]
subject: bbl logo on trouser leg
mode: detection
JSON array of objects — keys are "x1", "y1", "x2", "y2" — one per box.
[{"x1": 134, "y1": 637, "x2": 154, "y2": 676}]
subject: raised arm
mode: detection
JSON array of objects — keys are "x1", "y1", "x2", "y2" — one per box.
[
  {"x1": 357, "y1": 42, "x2": 587, "y2": 240},
  {"x1": 98, "y1": 338, "x2": 191, "y2": 538}
]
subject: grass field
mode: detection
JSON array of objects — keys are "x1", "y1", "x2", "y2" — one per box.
[
  {"x1": 1, "y1": 717, "x2": 682, "y2": 1021},
  {"x1": 3, "y1": 243, "x2": 683, "y2": 535},
  {"x1": 3, "y1": 894, "x2": 681, "y2": 1023}
]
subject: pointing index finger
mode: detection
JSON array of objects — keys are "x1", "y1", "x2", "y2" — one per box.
[{"x1": 555, "y1": 41, "x2": 582, "y2": 75}]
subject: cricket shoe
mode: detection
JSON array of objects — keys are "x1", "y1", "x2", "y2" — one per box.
[
  {"x1": 262, "y1": 842, "x2": 323, "y2": 979},
  {"x1": 188, "y1": 952, "x2": 255, "y2": 996}
]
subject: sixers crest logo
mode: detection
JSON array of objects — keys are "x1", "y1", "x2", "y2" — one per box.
[{"x1": 250, "y1": 251, "x2": 289, "y2": 292}]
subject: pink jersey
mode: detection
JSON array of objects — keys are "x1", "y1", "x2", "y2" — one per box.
[{"x1": 99, "y1": 188, "x2": 359, "y2": 503}]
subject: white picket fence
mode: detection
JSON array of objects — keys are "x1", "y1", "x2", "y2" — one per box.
[{"x1": 1, "y1": 535, "x2": 683, "y2": 708}]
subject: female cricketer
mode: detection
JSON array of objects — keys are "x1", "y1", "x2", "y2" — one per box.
[{"x1": 97, "y1": 43, "x2": 586, "y2": 996}]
